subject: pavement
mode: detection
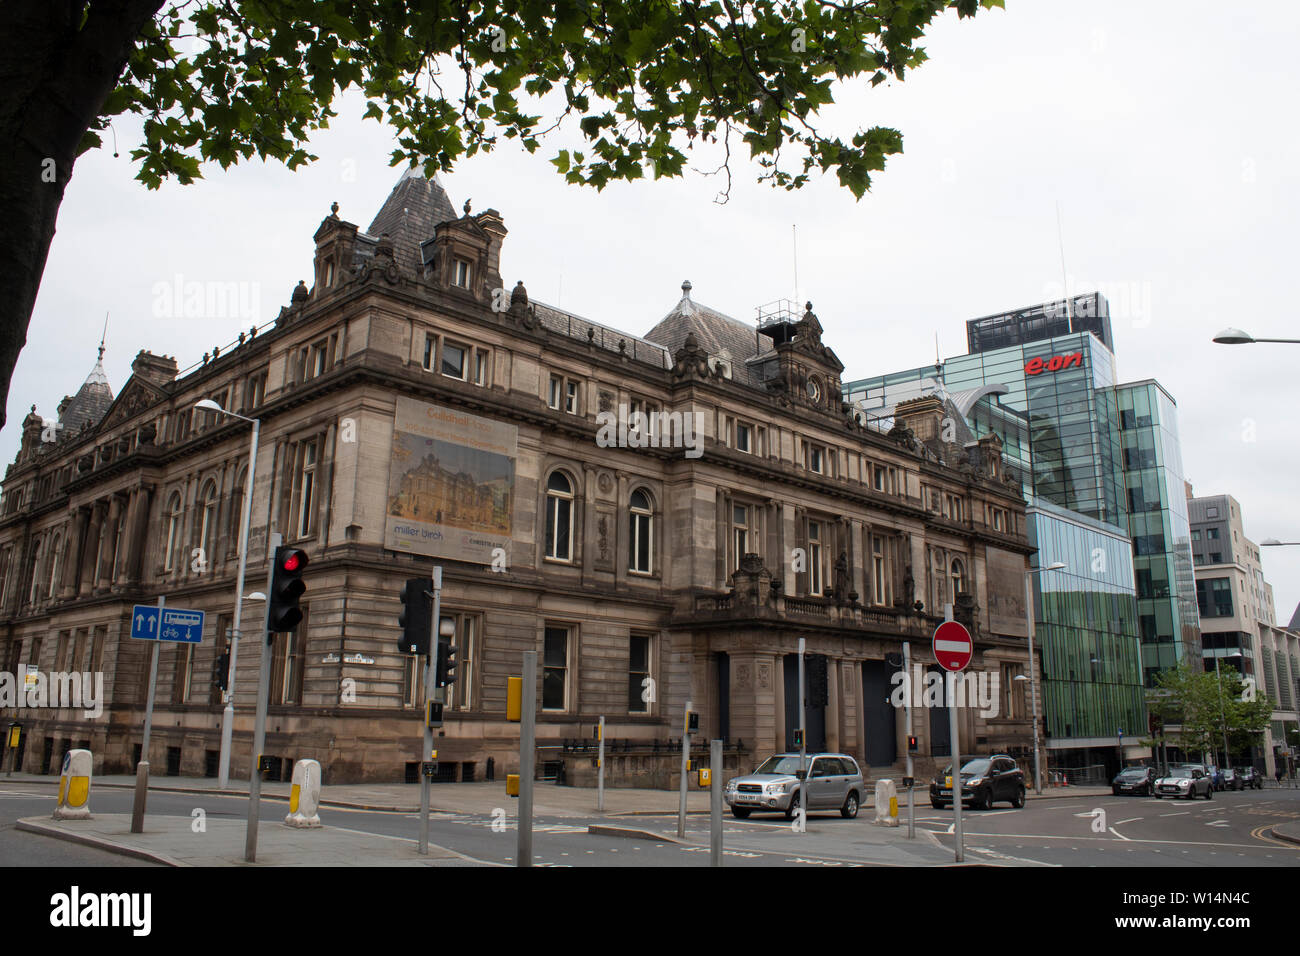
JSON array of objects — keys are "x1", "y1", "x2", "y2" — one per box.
[
  {"x1": 5, "y1": 771, "x2": 1122, "y2": 867},
  {"x1": 3, "y1": 771, "x2": 1116, "y2": 815}
]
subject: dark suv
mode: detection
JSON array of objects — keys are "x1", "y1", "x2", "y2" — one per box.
[{"x1": 930, "y1": 755, "x2": 1026, "y2": 810}]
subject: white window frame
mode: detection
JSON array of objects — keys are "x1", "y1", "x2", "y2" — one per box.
[
  {"x1": 199, "y1": 479, "x2": 219, "y2": 561},
  {"x1": 735, "y1": 421, "x2": 752, "y2": 454},
  {"x1": 296, "y1": 440, "x2": 319, "y2": 539},
  {"x1": 807, "y1": 442, "x2": 825, "y2": 475},
  {"x1": 628, "y1": 632, "x2": 654, "y2": 715},
  {"x1": 453, "y1": 258, "x2": 472, "y2": 288},
  {"x1": 808, "y1": 520, "x2": 824, "y2": 596},
  {"x1": 545, "y1": 471, "x2": 575, "y2": 562},
  {"x1": 164, "y1": 492, "x2": 183, "y2": 572},
  {"x1": 872, "y1": 535, "x2": 889, "y2": 607},
  {"x1": 733, "y1": 504, "x2": 750, "y2": 570},
  {"x1": 629, "y1": 489, "x2": 654, "y2": 575},
  {"x1": 542, "y1": 624, "x2": 571, "y2": 712},
  {"x1": 440, "y1": 339, "x2": 469, "y2": 381}
]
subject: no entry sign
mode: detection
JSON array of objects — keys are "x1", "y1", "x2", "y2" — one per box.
[{"x1": 933, "y1": 620, "x2": 973, "y2": 672}]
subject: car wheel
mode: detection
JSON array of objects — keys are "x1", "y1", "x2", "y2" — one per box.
[
  {"x1": 731, "y1": 807, "x2": 751, "y2": 819},
  {"x1": 1011, "y1": 786, "x2": 1026, "y2": 809},
  {"x1": 784, "y1": 791, "x2": 801, "y2": 821},
  {"x1": 841, "y1": 791, "x2": 859, "y2": 819},
  {"x1": 930, "y1": 799, "x2": 945, "y2": 810},
  {"x1": 1205, "y1": 787, "x2": 1213, "y2": 800},
  {"x1": 974, "y1": 788, "x2": 991, "y2": 811}
]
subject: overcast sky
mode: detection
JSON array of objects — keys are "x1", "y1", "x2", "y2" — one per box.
[{"x1": 5, "y1": 1, "x2": 1298, "y2": 621}]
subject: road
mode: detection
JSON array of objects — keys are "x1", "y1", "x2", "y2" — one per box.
[{"x1": 2, "y1": 782, "x2": 1297, "y2": 867}]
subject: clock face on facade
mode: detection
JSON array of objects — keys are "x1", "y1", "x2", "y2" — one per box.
[{"x1": 806, "y1": 377, "x2": 822, "y2": 403}]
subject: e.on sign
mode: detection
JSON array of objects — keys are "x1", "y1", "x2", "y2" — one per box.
[{"x1": 1024, "y1": 351, "x2": 1083, "y2": 376}]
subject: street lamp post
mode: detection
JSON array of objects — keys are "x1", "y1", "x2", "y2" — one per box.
[
  {"x1": 1023, "y1": 561, "x2": 1066, "y2": 794},
  {"x1": 194, "y1": 399, "x2": 260, "y2": 789},
  {"x1": 1212, "y1": 329, "x2": 1300, "y2": 345}
]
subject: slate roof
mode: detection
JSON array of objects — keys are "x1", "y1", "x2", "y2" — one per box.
[
  {"x1": 642, "y1": 282, "x2": 773, "y2": 387},
  {"x1": 1288, "y1": 602, "x2": 1300, "y2": 632},
  {"x1": 363, "y1": 166, "x2": 458, "y2": 276},
  {"x1": 58, "y1": 351, "x2": 114, "y2": 436}
]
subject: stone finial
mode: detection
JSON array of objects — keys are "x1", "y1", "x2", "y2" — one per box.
[
  {"x1": 463, "y1": 198, "x2": 472, "y2": 216},
  {"x1": 330, "y1": 201, "x2": 339, "y2": 217},
  {"x1": 291, "y1": 279, "x2": 309, "y2": 304},
  {"x1": 509, "y1": 279, "x2": 529, "y2": 311},
  {"x1": 682, "y1": 279, "x2": 692, "y2": 296}
]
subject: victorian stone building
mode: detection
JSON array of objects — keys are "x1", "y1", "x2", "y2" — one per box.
[{"x1": 0, "y1": 170, "x2": 1036, "y2": 786}]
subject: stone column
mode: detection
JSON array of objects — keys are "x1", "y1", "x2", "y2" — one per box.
[
  {"x1": 715, "y1": 488, "x2": 729, "y2": 588},
  {"x1": 580, "y1": 464, "x2": 597, "y2": 587},
  {"x1": 78, "y1": 501, "x2": 104, "y2": 598},
  {"x1": 60, "y1": 506, "x2": 87, "y2": 599},
  {"x1": 614, "y1": 470, "x2": 629, "y2": 588},
  {"x1": 771, "y1": 651, "x2": 786, "y2": 753},
  {"x1": 126, "y1": 484, "x2": 154, "y2": 584},
  {"x1": 826, "y1": 657, "x2": 841, "y2": 752},
  {"x1": 114, "y1": 490, "x2": 139, "y2": 586},
  {"x1": 95, "y1": 496, "x2": 123, "y2": 591}
]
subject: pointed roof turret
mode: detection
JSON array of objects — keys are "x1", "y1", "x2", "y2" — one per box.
[
  {"x1": 365, "y1": 165, "x2": 457, "y2": 275},
  {"x1": 58, "y1": 345, "x2": 115, "y2": 435}
]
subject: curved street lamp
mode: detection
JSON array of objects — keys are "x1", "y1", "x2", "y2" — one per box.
[{"x1": 1212, "y1": 328, "x2": 1300, "y2": 345}]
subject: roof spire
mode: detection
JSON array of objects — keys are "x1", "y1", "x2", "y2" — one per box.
[{"x1": 99, "y1": 311, "x2": 108, "y2": 361}]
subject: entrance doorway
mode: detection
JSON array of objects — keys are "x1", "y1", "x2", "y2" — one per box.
[
  {"x1": 861, "y1": 660, "x2": 898, "y2": 768},
  {"x1": 783, "y1": 654, "x2": 826, "y2": 752}
]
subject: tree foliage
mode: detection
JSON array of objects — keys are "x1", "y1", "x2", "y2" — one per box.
[
  {"x1": 98, "y1": 0, "x2": 1004, "y2": 199},
  {"x1": 1150, "y1": 661, "x2": 1273, "y2": 762}
]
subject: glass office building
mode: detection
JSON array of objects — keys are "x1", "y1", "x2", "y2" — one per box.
[
  {"x1": 845, "y1": 294, "x2": 1199, "y2": 774},
  {"x1": 1117, "y1": 381, "x2": 1201, "y2": 681}
]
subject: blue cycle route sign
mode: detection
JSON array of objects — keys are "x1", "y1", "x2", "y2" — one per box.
[{"x1": 131, "y1": 605, "x2": 205, "y2": 643}]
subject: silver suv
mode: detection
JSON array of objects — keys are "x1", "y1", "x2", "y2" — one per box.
[{"x1": 724, "y1": 753, "x2": 865, "y2": 820}]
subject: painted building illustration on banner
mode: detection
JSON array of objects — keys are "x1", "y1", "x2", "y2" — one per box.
[{"x1": 385, "y1": 397, "x2": 516, "y2": 563}]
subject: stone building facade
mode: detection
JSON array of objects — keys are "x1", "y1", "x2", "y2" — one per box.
[{"x1": 0, "y1": 172, "x2": 1036, "y2": 786}]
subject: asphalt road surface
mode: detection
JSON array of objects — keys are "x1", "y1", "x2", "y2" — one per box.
[{"x1": 2, "y1": 782, "x2": 1297, "y2": 867}]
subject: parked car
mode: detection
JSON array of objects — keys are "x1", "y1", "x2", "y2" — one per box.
[
  {"x1": 724, "y1": 753, "x2": 864, "y2": 820},
  {"x1": 930, "y1": 755, "x2": 1026, "y2": 810},
  {"x1": 1112, "y1": 766, "x2": 1158, "y2": 796},
  {"x1": 1154, "y1": 766, "x2": 1213, "y2": 800},
  {"x1": 1236, "y1": 767, "x2": 1264, "y2": 790},
  {"x1": 1221, "y1": 768, "x2": 1241, "y2": 791}
]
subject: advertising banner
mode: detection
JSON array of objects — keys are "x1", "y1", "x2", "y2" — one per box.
[
  {"x1": 986, "y1": 546, "x2": 1030, "y2": 638},
  {"x1": 385, "y1": 397, "x2": 516, "y2": 564}
]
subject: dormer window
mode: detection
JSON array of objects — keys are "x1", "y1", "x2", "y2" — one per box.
[{"x1": 453, "y1": 258, "x2": 472, "y2": 289}]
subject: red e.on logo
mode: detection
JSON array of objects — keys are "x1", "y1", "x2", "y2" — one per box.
[{"x1": 1024, "y1": 351, "x2": 1083, "y2": 376}]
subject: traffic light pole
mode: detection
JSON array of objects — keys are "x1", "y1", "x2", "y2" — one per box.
[
  {"x1": 904, "y1": 640, "x2": 914, "y2": 840},
  {"x1": 518, "y1": 649, "x2": 537, "y2": 867},
  {"x1": 419, "y1": 566, "x2": 442, "y2": 856},
  {"x1": 798, "y1": 636, "x2": 807, "y2": 834},
  {"x1": 946, "y1": 603, "x2": 963, "y2": 864},
  {"x1": 219, "y1": 417, "x2": 258, "y2": 789},
  {"x1": 244, "y1": 532, "x2": 280, "y2": 864},
  {"x1": 676, "y1": 698, "x2": 692, "y2": 838}
]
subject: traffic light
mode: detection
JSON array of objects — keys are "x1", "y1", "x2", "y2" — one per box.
[
  {"x1": 397, "y1": 577, "x2": 432, "y2": 655},
  {"x1": 267, "y1": 547, "x2": 309, "y2": 635},
  {"x1": 213, "y1": 651, "x2": 231, "y2": 692},
  {"x1": 435, "y1": 616, "x2": 457, "y2": 687},
  {"x1": 907, "y1": 735, "x2": 919, "y2": 753}
]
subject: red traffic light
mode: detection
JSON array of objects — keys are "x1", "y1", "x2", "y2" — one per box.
[{"x1": 282, "y1": 550, "x2": 307, "y2": 572}]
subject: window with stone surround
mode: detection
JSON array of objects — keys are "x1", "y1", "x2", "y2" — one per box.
[
  {"x1": 732, "y1": 503, "x2": 752, "y2": 571},
  {"x1": 628, "y1": 632, "x2": 653, "y2": 714},
  {"x1": 291, "y1": 439, "x2": 320, "y2": 540},
  {"x1": 808, "y1": 519, "x2": 825, "y2": 596},
  {"x1": 164, "y1": 488, "x2": 184, "y2": 571},
  {"x1": 543, "y1": 624, "x2": 571, "y2": 711},
  {"x1": 872, "y1": 535, "x2": 891, "y2": 607},
  {"x1": 629, "y1": 488, "x2": 654, "y2": 575},
  {"x1": 445, "y1": 612, "x2": 478, "y2": 712},
  {"x1": 545, "y1": 471, "x2": 575, "y2": 562}
]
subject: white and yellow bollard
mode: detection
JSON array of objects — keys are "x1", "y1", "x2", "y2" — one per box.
[
  {"x1": 53, "y1": 749, "x2": 93, "y2": 820},
  {"x1": 873, "y1": 778, "x2": 899, "y2": 827},
  {"x1": 284, "y1": 758, "x2": 322, "y2": 828}
]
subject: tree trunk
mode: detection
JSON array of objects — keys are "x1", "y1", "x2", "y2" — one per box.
[{"x1": 0, "y1": 0, "x2": 165, "y2": 430}]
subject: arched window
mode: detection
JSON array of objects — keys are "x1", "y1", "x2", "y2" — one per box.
[
  {"x1": 198, "y1": 480, "x2": 219, "y2": 564},
  {"x1": 629, "y1": 489, "x2": 653, "y2": 574},
  {"x1": 951, "y1": 558, "x2": 966, "y2": 598},
  {"x1": 163, "y1": 492, "x2": 182, "y2": 572},
  {"x1": 47, "y1": 534, "x2": 62, "y2": 598},
  {"x1": 545, "y1": 471, "x2": 574, "y2": 562}
]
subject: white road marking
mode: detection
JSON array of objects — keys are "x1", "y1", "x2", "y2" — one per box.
[
  {"x1": 1159, "y1": 811, "x2": 1190, "y2": 817},
  {"x1": 1113, "y1": 817, "x2": 1142, "y2": 826}
]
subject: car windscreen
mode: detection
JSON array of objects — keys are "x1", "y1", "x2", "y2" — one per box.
[
  {"x1": 1166, "y1": 768, "x2": 1194, "y2": 778},
  {"x1": 959, "y1": 758, "x2": 991, "y2": 775},
  {"x1": 1118, "y1": 769, "x2": 1147, "y2": 778},
  {"x1": 754, "y1": 756, "x2": 808, "y2": 775}
]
